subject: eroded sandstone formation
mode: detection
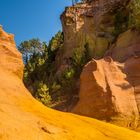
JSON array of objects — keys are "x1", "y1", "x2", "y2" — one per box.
[
  {"x1": 57, "y1": 0, "x2": 140, "y2": 130},
  {"x1": 61, "y1": 0, "x2": 130, "y2": 59},
  {"x1": 1, "y1": 26, "x2": 140, "y2": 140},
  {"x1": 72, "y1": 20, "x2": 140, "y2": 130},
  {"x1": 57, "y1": 0, "x2": 130, "y2": 75},
  {"x1": 73, "y1": 56, "x2": 140, "y2": 129}
]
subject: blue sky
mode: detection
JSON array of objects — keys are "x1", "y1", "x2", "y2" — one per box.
[{"x1": 0, "y1": 0, "x2": 71, "y2": 46}]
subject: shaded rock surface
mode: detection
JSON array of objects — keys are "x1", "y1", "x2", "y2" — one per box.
[{"x1": 1, "y1": 26, "x2": 140, "y2": 140}]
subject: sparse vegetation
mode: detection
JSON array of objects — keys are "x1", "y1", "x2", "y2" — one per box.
[
  {"x1": 36, "y1": 82, "x2": 52, "y2": 106},
  {"x1": 113, "y1": 8, "x2": 130, "y2": 37},
  {"x1": 18, "y1": 32, "x2": 90, "y2": 107},
  {"x1": 18, "y1": 31, "x2": 64, "y2": 106},
  {"x1": 131, "y1": 0, "x2": 140, "y2": 29}
]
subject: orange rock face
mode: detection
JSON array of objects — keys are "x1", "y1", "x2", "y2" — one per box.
[
  {"x1": 1, "y1": 25, "x2": 140, "y2": 140},
  {"x1": 0, "y1": 25, "x2": 23, "y2": 79},
  {"x1": 73, "y1": 30, "x2": 140, "y2": 130},
  {"x1": 73, "y1": 58, "x2": 139, "y2": 127}
]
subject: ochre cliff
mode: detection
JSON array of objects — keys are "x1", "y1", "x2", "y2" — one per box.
[
  {"x1": 58, "y1": 0, "x2": 140, "y2": 130},
  {"x1": 73, "y1": 56, "x2": 140, "y2": 129},
  {"x1": 57, "y1": 0, "x2": 130, "y2": 77},
  {"x1": 72, "y1": 17, "x2": 140, "y2": 130},
  {"x1": 1, "y1": 26, "x2": 140, "y2": 139},
  {"x1": 60, "y1": 0, "x2": 130, "y2": 60}
]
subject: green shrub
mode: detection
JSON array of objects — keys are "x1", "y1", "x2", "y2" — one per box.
[
  {"x1": 113, "y1": 8, "x2": 130, "y2": 37},
  {"x1": 71, "y1": 43, "x2": 90, "y2": 76},
  {"x1": 36, "y1": 82, "x2": 52, "y2": 106},
  {"x1": 19, "y1": 31, "x2": 64, "y2": 106},
  {"x1": 131, "y1": 0, "x2": 140, "y2": 29},
  {"x1": 51, "y1": 82, "x2": 61, "y2": 93},
  {"x1": 72, "y1": 46, "x2": 85, "y2": 67},
  {"x1": 63, "y1": 68, "x2": 75, "y2": 80}
]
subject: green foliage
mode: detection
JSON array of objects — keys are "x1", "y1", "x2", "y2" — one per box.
[
  {"x1": 63, "y1": 67, "x2": 75, "y2": 80},
  {"x1": 72, "y1": 43, "x2": 90, "y2": 75},
  {"x1": 19, "y1": 31, "x2": 64, "y2": 107},
  {"x1": 18, "y1": 41, "x2": 32, "y2": 63},
  {"x1": 49, "y1": 31, "x2": 63, "y2": 51},
  {"x1": 58, "y1": 42, "x2": 91, "y2": 97},
  {"x1": 19, "y1": 31, "x2": 90, "y2": 107},
  {"x1": 114, "y1": 9, "x2": 124, "y2": 36},
  {"x1": 84, "y1": 42, "x2": 91, "y2": 62},
  {"x1": 36, "y1": 82, "x2": 52, "y2": 106},
  {"x1": 42, "y1": 41, "x2": 48, "y2": 61},
  {"x1": 18, "y1": 38, "x2": 43, "y2": 63},
  {"x1": 112, "y1": 0, "x2": 140, "y2": 37},
  {"x1": 30, "y1": 38, "x2": 42, "y2": 55},
  {"x1": 49, "y1": 82, "x2": 62, "y2": 100},
  {"x1": 72, "y1": 47, "x2": 85, "y2": 67},
  {"x1": 51, "y1": 82, "x2": 61, "y2": 93},
  {"x1": 60, "y1": 67, "x2": 76, "y2": 94},
  {"x1": 130, "y1": 0, "x2": 140, "y2": 29},
  {"x1": 113, "y1": 8, "x2": 130, "y2": 37}
]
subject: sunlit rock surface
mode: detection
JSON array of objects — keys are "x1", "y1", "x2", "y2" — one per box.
[
  {"x1": 0, "y1": 25, "x2": 140, "y2": 140},
  {"x1": 73, "y1": 57, "x2": 140, "y2": 129}
]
